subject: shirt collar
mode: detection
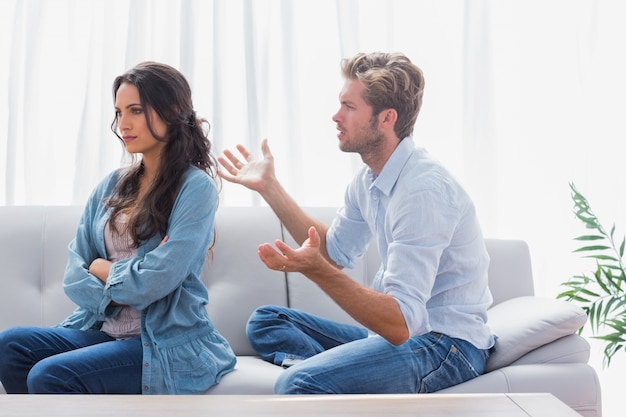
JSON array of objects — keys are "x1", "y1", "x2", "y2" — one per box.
[{"x1": 369, "y1": 137, "x2": 414, "y2": 196}]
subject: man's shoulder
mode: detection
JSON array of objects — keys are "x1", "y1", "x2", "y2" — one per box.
[
  {"x1": 403, "y1": 151, "x2": 452, "y2": 186},
  {"x1": 399, "y1": 153, "x2": 473, "y2": 207}
]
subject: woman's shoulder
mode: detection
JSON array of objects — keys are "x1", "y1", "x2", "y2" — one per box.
[
  {"x1": 182, "y1": 166, "x2": 216, "y2": 186},
  {"x1": 179, "y1": 166, "x2": 218, "y2": 197},
  {"x1": 169, "y1": 167, "x2": 218, "y2": 215}
]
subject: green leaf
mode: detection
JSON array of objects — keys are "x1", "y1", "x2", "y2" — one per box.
[
  {"x1": 604, "y1": 298, "x2": 618, "y2": 315},
  {"x1": 583, "y1": 254, "x2": 618, "y2": 262},
  {"x1": 596, "y1": 272, "x2": 612, "y2": 295},
  {"x1": 569, "y1": 294, "x2": 592, "y2": 303},
  {"x1": 576, "y1": 288, "x2": 600, "y2": 298},
  {"x1": 575, "y1": 235, "x2": 606, "y2": 241},
  {"x1": 574, "y1": 245, "x2": 611, "y2": 252},
  {"x1": 562, "y1": 182, "x2": 626, "y2": 366}
]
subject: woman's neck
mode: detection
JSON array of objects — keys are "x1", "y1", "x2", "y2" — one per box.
[
  {"x1": 137, "y1": 156, "x2": 160, "y2": 200},
  {"x1": 140, "y1": 153, "x2": 161, "y2": 180}
]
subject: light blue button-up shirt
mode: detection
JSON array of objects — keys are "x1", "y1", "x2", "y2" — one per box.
[{"x1": 326, "y1": 138, "x2": 495, "y2": 349}]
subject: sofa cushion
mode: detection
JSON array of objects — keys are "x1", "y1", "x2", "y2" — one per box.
[
  {"x1": 510, "y1": 334, "x2": 590, "y2": 366},
  {"x1": 485, "y1": 296, "x2": 587, "y2": 372},
  {"x1": 204, "y1": 356, "x2": 283, "y2": 394}
]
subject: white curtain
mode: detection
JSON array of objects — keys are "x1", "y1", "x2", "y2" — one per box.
[{"x1": 1, "y1": 1, "x2": 625, "y2": 413}]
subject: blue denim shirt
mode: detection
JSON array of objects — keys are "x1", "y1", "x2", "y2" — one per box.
[
  {"x1": 326, "y1": 138, "x2": 495, "y2": 349},
  {"x1": 59, "y1": 166, "x2": 236, "y2": 394}
]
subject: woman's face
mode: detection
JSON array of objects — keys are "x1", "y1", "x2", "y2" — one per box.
[{"x1": 114, "y1": 82, "x2": 168, "y2": 160}]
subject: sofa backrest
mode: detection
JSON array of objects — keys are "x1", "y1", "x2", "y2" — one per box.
[
  {"x1": 1, "y1": 205, "x2": 83, "y2": 329},
  {"x1": 204, "y1": 206, "x2": 289, "y2": 355},
  {"x1": 484, "y1": 238, "x2": 535, "y2": 305},
  {"x1": 0, "y1": 205, "x2": 536, "y2": 356}
]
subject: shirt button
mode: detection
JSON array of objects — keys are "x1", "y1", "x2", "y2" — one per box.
[
  {"x1": 144, "y1": 342, "x2": 149, "y2": 347},
  {"x1": 144, "y1": 386, "x2": 150, "y2": 391},
  {"x1": 144, "y1": 362, "x2": 150, "y2": 367}
]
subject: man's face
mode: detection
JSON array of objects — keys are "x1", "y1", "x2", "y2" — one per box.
[{"x1": 332, "y1": 78, "x2": 383, "y2": 154}]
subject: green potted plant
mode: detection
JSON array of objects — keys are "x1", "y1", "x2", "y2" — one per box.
[{"x1": 558, "y1": 182, "x2": 626, "y2": 367}]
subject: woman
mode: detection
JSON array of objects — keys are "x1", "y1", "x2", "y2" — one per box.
[{"x1": 0, "y1": 62, "x2": 236, "y2": 394}]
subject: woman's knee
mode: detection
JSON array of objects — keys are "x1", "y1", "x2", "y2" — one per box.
[
  {"x1": 0, "y1": 326, "x2": 32, "y2": 348},
  {"x1": 0, "y1": 327, "x2": 35, "y2": 367},
  {"x1": 0, "y1": 329, "x2": 15, "y2": 377},
  {"x1": 0, "y1": 328, "x2": 14, "y2": 357},
  {"x1": 26, "y1": 357, "x2": 67, "y2": 393}
]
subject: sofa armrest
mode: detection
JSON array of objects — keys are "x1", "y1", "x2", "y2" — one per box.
[
  {"x1": 439, "y1": 363, "x2": 602, "y2": 417},
  {"x1": 486, "y1": 296, "x2": 587, "y2": 372}
]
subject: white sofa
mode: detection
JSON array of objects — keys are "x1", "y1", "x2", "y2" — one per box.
[{"x1": 0, "y1": 205, "x2": 602, "y2": 416}]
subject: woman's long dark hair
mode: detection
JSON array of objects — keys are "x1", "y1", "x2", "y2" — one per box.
[{"x1": 108, "y1": 61, "x2": 217, "y2": 247}]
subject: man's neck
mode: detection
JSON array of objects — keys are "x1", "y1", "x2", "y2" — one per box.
[{"x1": 361, "y1": 136, "x2": 402, "y2": 175}]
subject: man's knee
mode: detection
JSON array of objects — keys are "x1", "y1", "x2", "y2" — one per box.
[
  {"x1": 245, "y1": 305, "x2": 288, "y2": 340},
  {"x1": 274, "y1": 366, "x2": 327, "y2": 394},
  {"x1": 274, "y1": 367, "x2": 303, "y2": 394}
]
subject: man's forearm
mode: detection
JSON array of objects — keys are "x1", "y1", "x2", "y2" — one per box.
[
  {"x1": 260, "y1": 178, "x2": 335, "y2": 265},
  {"x1": 305, "y1": 264, "x2": 409, "y2": 345}
]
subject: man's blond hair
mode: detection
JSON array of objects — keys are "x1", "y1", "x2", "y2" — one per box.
[{"x1": 341, "y1": 52, "x2": 425, "y2": 139}]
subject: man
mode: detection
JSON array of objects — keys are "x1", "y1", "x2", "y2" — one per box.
[{"x1": 218, "y1": 52, "x2": 495, "y2": 394}]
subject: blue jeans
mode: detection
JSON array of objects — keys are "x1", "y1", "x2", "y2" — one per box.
[
  {"x1": 0, "y1": 326, "x2": 142, "y2": 394},
  {"x1": 246, "y1": 305, "x2": 490, "y2": 394}
]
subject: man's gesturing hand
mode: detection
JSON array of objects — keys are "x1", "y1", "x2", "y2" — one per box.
[
  {"x1": 257, "y1": 226, "x2": 328, "y2": 275},
  {"x1": 217, "y1": 138, "x2": 276, "y2": 193}
]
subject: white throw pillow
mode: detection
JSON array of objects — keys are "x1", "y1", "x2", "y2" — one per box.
[{"x1": 485, "y1": 296, "x2": 587, "y2": 372}]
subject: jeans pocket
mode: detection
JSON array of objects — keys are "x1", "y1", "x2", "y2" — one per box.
[{"x1": 419, "y1": 344, "x2": 480, "y2": 393}]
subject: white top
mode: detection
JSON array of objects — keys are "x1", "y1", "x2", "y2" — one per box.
[{"x1": 100, "y1": 212, "x2": 142, "y2": 339}]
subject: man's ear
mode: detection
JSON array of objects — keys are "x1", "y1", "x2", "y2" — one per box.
[{"x1": 379, "y1": 108, "x2": 398, "y2": 129}]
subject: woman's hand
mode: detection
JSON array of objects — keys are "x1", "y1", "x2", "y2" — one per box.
[
  {"x1": 89, "y1": 235, "x2": 168, "y2": 284},
  {"x1": 89, "y1": 258, "x2": 112, "y2": 284},
  {"x1": 89, "y1": 236, "x2": 168, "y2": 307}
]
